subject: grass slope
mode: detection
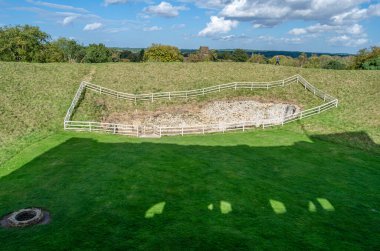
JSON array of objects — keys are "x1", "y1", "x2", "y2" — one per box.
[
  {"x1": 0, "y1": 62, "x2": 379, "y2": 250},
  {"x1": 0, "y1": 130, "x2": 379, "y2": 250}
]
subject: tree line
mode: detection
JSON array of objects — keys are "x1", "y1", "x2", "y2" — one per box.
[{"x1": 0, "y1": 25, "x2": 379, "y2": 70}]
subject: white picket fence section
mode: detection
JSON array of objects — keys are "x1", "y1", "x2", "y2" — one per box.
[{"x1": 64, "y1": 75, "x2": 338, "y2": 137}]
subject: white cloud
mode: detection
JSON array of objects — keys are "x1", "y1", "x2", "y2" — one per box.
[
  {"x1": 27, "y1": 0, "x2": 89, "y2": 13},
  {"x1": 104, "y1": 0, "x2": 129, "y2": 6},
  {"x1": 144, "y1": 2, "x2": 188, "y2": 18},
  {"x1": 219, "y1": 0, "x2": 369, "y2": 27},
  {"x1": 62, "y1": 16, "x2": 77, "y2": 26},
  {"x1": 83, "y1": 22, "x2": 103, "y2": 31},
  {"x1": 329, "y1": 35, "x2": 368, "y2": 47},
  {"x1": 289, "y1": 28, "x2": 307, "y2": 35},
  {"x1": 289, "y1": 23, "x2": 365, "y2": 36},
  {"x1": 143, "y1": 26, "x2": 162, "y2": 31},
  {"x1": 198, "y1": 16, "x2": 238, "y2": 37}
]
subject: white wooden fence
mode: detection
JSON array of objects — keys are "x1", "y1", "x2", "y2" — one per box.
[{"x1": 64, "y1": 75, "x2": 338, "y2": 137}]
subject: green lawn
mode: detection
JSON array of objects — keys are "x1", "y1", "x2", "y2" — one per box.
[
  {"x1": 0, "y1": 129, "x2": 379, "y2": 250},
  {"x1": 0, "y1": 62, "x2": 379, "y2": 250}
]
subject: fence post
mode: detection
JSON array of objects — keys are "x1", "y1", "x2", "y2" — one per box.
[
  {"x1": 89, "y1": 122, "x2": 92, "y2": 132},
  {"x1": 134, "y1": 96, "x2": 137, "y2": 105},
  {"x1": 266, "y1": 84, "x2": 269, "y2": 90},
  {"x1": 159, "y1": 127, "x2": 162, "y2": 137},
  {"x1": 169, "y1": 92, "x2": 171, "y2": 100},
  {"x1": 151, "y1": 93, "x2": 154, "y2": 102},
  {"x1": 243, "y1": 122, "x2": 245, "y2": 132},
  {"x1": 283, "y1": 80, "x2": 285, "y2": 86},
  {"x1": 202, "y1": 126, "x2": 205, "y2": 134},
  {"x1": 136, "y1": 126, "x2": 139, "y2": 137},
  {"x1": 181, "y1": 127, "x2": 184, "y2": 136},
  {"x1": 203, "y1": 88, "x2": 205, "y2": 95},
  {"x1": 318, "y1": 106, "x2": 321, "y2": 113},
  {"x1": 113, "y1": 124, "x2": 116, "y2": 134}
]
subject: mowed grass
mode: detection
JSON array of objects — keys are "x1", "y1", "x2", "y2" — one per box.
[
  {"x1": 0, "y1": 130, "x2": 379, "y2": 250},
  {"x1": 0, "y1": 62, "x2": 379, "y2": 249}
]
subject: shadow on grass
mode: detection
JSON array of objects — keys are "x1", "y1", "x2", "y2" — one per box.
[{"x1": 0, "y1": 132, "x2": 379, "y2": 250}]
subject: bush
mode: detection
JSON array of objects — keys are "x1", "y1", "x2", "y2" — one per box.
[
  {"x1": 361, "y1": 57, "x2": 380, "y2": 70},
  {"x1": 322, "y1": 60, "x2": 347, "y2": 70},
  {"x1": 249, "y1": 54, "x2": 267, "y2": 64},
  {"x1": 232, "y1": 49, "x2": 249, "y2": 62},
  {"x1": 353, "y1": 47, "x2": 380, "y2": 69},
  {"x1": 144, "y1": 44, "x2": 183, "y2": 62},
  {"x1": 83, "y1": 44, "x2": 112, "y2": 63}
]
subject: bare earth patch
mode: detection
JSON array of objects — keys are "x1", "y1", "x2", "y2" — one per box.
[{"x1": 104, "y1": 99, "x2": 300, "y2": 127}]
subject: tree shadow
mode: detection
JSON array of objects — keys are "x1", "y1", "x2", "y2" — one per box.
[{"x1": 0, "y1": 132, "x2": 379, "y2": 250}]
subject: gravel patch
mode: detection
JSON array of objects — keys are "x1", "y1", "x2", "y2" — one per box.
[{"x1": 104, "y1": 99, "x2": 300, "y2": 128}]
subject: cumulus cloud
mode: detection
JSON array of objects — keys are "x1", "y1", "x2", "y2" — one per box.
[
  {"x1": 217, "y1": 0, "x2": 373, "y2": 27},
  {"x1": 329, "y1": 35, "x2": 368, "y2": 47},
  {"x1": 143, "y1": 26, "x2": 162, "y2": 31},
  {"x1": 62, "y1": 15, "x2": 77, "y2": 26},
  {"x1": 83, "y1": 22, "x2": 103, "y2": 31},
  {"x1": 198, "y1": 16, "x2": 238, "y2": 36},
  {"x1": 289, "y1": 23, "x2": 364, "y2": 36},
  {"x1": 144, "y1": 2, "x2": 188, "y2": 17}
]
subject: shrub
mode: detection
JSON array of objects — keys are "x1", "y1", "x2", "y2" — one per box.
[
  {"x1": 232, "y1": 49, "x2": 249, "y2": 62},
  {"x1": 249, "y1": 54, "x2": 267, "y2": 64},
  {"x1": 144, "y1": 44, "x2": 183, "y2": 62},
  {"x1": 361, "y1": 57, "x2": 380, "y2": 70},
  {"x1": 83, "y1": 44, "x2": 112, "y2": 63},
  {"x1": 322, "y1": 60, "x2": 347, "y2": 70}
]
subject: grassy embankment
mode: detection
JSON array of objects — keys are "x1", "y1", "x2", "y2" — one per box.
[{"x1": 0, "y1": 62, "x2": 379, "y2": 250}]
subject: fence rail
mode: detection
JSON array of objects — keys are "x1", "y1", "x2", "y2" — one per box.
[{"x1": 64, "y1": 75, "x2": 338, "y2": 137}]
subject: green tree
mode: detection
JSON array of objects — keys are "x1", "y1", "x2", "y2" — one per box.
[
  {"x1": 83, "y1": 44, "x2": 112, "y2": 63},
  {"x1": 0, "y1": 25, "x2": 50, "y2": 62},
  {"x1": 353, "y1": 47, "x2": 380, "y2": 69},
  {"x1": 52, "y1": 38, "x2": 84, "y2": 62},
  {"x1": 232, "y1": 49, "x2": 249, "y2": 62},
  {"x1": 144, "y1": 44, "x2": 183, "y2": 62}
]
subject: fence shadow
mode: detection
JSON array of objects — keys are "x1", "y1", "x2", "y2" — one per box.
[{"x1": 0, "y1": 132, "x2": 379, "y2": 250}]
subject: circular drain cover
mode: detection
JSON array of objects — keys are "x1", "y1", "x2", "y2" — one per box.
[{"x1": 1, "y1": 208, "x2": 50, "y2": 228}]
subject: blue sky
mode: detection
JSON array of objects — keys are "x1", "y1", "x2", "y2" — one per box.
[{"x1": 0, "y1": 0, "x2": 379, "y2": 53}]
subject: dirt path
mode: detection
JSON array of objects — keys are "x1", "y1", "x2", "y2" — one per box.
[{"x1": 83, "y1": 67, "x2": 96, "y2": 82}]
